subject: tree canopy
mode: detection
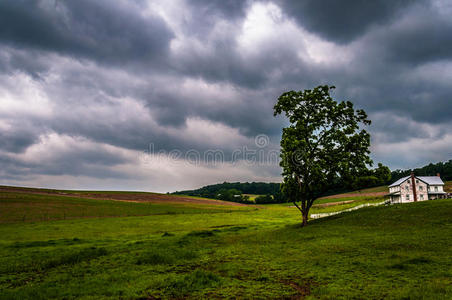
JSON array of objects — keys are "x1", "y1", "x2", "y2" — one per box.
[{"x1": 274, "y1": 85, "x2": 374, "y2": 226}]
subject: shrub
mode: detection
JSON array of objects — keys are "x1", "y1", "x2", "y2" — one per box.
[{"x1": 254, "y1": 194, "x2": 275, "y2": 204}]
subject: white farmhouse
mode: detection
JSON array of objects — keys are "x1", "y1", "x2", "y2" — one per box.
[{"x1": 388, "y1": 173, "x2": 446, "y2": 203}]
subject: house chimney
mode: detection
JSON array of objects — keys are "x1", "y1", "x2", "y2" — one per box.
[
  {"x1": 437, "y1": 173, "x2": 440, "y2": 177},
  {"x1": 411, "y1": 172, "x2": 417, "y2": 202}
]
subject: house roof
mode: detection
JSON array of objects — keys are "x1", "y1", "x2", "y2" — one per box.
[
  {"x1": 417, "y1": 176, "x2": 444, "y2": 185},
  {"x1": 388, "y1": 176, "x2": 410, "y2": 187},
  {"x1": 388, "y1": 175, "x2": 444, "y2": 187}
]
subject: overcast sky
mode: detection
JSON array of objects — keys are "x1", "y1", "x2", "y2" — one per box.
[{"x1": 1, "y1": 0, "x2": 452, "y2": 192}]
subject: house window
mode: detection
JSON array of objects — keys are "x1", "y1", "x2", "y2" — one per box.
[
  {"x1": 405, "y1": 185, "x2": 409, "y2": 190},
  {"x1": 435, "y1": 186, "x2": 438, "y2": 192},
  {"x1": 407, "y1": 180, "x2": 410, "y2": 184},
  {"x1": 419, "y1": 186, "x2": 423, "y2": 191},
  {"x1": 420, "y1": 194, "x2": 424, "y2": 200},
  {"x1": 416, "y1": 180, "x2": 419, "y2": 184},
  {"x1": 406, "y1": 195, "x2": 410, "y2": 201}
]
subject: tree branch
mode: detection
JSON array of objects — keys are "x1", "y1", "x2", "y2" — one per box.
[
  {"x1": 307, "y1": 198, "x2": 316, "y2": 210},
  {"x1": 292, "y1": 200, "x2": 303, "y2": 214}
]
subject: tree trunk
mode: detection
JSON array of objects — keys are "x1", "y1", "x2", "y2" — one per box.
[
  {"x1": 292, "y1": 199, "x2": 310, "y2": 227},
  {"x1": 301, "y1": 210, "x2": 308, "y2": 227}
]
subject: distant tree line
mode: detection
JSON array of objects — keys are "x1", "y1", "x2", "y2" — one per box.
[
  {"x1": 171, "y1": 165, "x2": 392, "y2": 204},
  {"x1": 172, "y1": 182, "x2": 287, "y2": 204},
  {"x1": 391, "y1": 159, "x2": 452, "y2": 182}
]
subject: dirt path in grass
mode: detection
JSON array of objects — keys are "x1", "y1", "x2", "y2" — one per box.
[
  {"x1": 289, "y1": 200, "x2": 356, "y2": 209},
  {"x1": 313, "y1": 200, "x2": 355, "y2": 207},
  {"x1": 0, "y1": 186, "x2": 246, "y2": 206}
]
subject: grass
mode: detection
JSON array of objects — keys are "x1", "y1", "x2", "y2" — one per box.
[{"x1": 0, "y1": 188, "x2": 451, "y2": 298}]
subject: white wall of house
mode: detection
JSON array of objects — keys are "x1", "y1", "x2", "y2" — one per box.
[
  {"x1": 399, "y1": 179, "x2": 412, "y2": 203},
  {"x1": 428, "y1": 185, "x2": 444, "y2": 193},
  {"x1": 416, "y1": 179, "x2": 428, "y2": 201},
  {"x1": 389, "y1": 186, "x2": 400, "y2": 193},
  {"x1": 428, "y1": 184, "x2": 444, "y2": 200}
]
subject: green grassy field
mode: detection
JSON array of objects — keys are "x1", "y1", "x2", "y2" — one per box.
[{"x1": 1, "y1": 188, "x2": 451, "y2": 299}]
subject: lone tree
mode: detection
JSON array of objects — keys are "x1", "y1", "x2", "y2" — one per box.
[{"x1": 274, "y1": 85, "x2": 373, "y2": 226}]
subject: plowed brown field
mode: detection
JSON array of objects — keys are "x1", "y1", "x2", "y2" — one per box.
[{"x1": 0, "y1": 186, "x2": 245, "y2": 206}]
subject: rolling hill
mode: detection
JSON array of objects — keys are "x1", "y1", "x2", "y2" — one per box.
[{"x1": 0, "y1": 185, "x2": 451, "y2": 298}]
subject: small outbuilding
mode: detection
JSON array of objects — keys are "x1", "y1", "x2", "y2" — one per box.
[{"x1": 387, "y1": 172, "x2": 447, "y2": 203}]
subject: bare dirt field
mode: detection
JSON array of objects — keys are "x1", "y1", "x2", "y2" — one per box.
[{"x1": 313, "y1": 200, "x2": 355, "y2": 207}]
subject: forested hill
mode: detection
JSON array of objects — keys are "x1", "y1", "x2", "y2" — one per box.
[
  {"x1": 172, "y1": 182, "x2": 282, "y2": 199},
  {"x1": 173, "y1": 159, "x2": 452, "y2": 204},
  {"x1": 391, "y1": 159, "x2": 452, "y2": 182},
  {"x1": 173, "y1": 164, "x2": 392, "y2": 203}
]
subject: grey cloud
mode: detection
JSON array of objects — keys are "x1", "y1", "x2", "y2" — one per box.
[
  {"x1": 182, "y1": 0, "x2": 249, "y2": 39},
  {"x1": 0, "y1": 47, "x2": 51, "y2": 79},
  {"x1": 166, "y1": 1, "x2": 309, "y2": 89},
  {"x1": 0, "y1": 0, "x2": 173, "y2": 66},
  {"x1": 143, "y1": 85, "x2": 283, "y2": 137},
  {"x1": 370, "y1": 114, "x2": 449, "y2": 144},
  {"x1": 169, "y1": 32, "x2": 311, "y2": 94},
  {"x1": 0, "y1": 129, "x2": 39, "y2": 153},
  {"x1": 0, "y1": 155, "x2": 32, "y2": 179},
  {"x1": 29, "y1": 154, "x2": 130, "y2": 178},
  {"x1": 0, "y1": 117, "x2": 46, "y2": 154},
  {"x1": 0, "y1": 140, "x2": 133, "y2": 180},
  {"x1": 188, "y1": 0, "x2": 249, "y2": 19},
  {"x1": 278, "y1": 0, "x2": 423, "y2": 44},
  {"x1": 380, "y1": 9, "x2": 452, "y2": 65},
  {"x1": 169, "y1": 32, "x2": 268, "y2": 88}
]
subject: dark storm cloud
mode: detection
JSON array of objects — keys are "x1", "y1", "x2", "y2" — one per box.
[
  {"x1": 166, "y1": 1, "x2": 312, "y2": 90},
  {"x1": 324, "y1": 0, "x2": 452, "y2": 129},
  {"x1": 0, "y1": 0, "x2": 173, "y2": 66},
  {"x1": 370, "y1": 113, "x2": 450, "y2": 143},
  {"x1": 379, "y1": 8, "x2": 452, "y2": 64},
  {"x1": 0, "y1": 155, "x2": 31, "y2": 177},
  {"x1": 0, "y1": 136, "x2": 134, "y2": 179},
  {"x1": 0, "y1": 128, "x2": 39, "y2": 153},
  {"x1": 278, "y1": 0, "x2": 424, "y2": 44},
  {"x1": 140, "y1": 83, "x2": 284, "y2": 137},
  {"x1": 171, "y1": 37, "x2": 308, "y2": 90},
  {"x1": 28, "y1": 149, "x2": 131, "y2": 178},
  {"x1": 367, "y1": 79, "x2": 452, "y2": 126}
]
